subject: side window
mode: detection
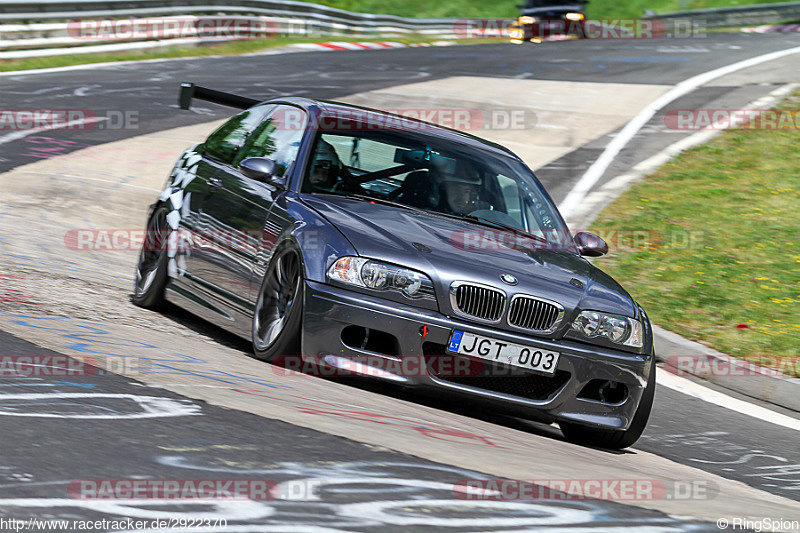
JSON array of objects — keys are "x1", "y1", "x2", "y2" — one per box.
[
  {"x1": 497, "y1": 174, "x2": 521, "y2": 219},
  {"x1": 203, "y1": 104, "x2": 274, "y2": 164},
  {"x1": 234, "y1": 105, "x2": 308, "y2": 177},
  {"x1": 322, "y1": 137, "x2": 397, "y2": 172}
]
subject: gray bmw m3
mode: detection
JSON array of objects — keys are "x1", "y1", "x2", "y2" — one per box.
[{"x1": 133, "y1": 83, "x2": 656, "y2": 449}]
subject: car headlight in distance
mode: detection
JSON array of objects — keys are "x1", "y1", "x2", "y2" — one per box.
[
  {"x1": 571, "y1": 310, "x2": 643, "y2": 348},
  {"x1": 565, "y1": 12, "x2": 585, "y2": 21},
  {"x1": 519, "y1": 16, "x2": 536, "y2": 24},
  {"x1": 328, "y1": 257, "x2": 435, "y2": 299}
]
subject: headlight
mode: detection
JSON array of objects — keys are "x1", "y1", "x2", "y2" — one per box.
[
  {"x1": 565, "y1": 12, "x2": 585, "y2": 21},
  {"x1": 519, "y1": 16, "x2": 536, "y2": 24},
  {"x1": 571, "y1": 310, "x2": 643, "y2": 348},
  {"x1": 327, "y1": 257, "x2": 434, "y2": 299}
]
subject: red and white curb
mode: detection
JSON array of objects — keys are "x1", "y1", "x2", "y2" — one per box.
[
  {"x1": 0, "y1": 38, "x2": 452, "y2": 60},
  {"x1": 291, "y1": 41, "x2": 439, "y2": 51},
  {"x1": 295, "y1": 37, "x2": 570, "y2": 52},
  {"x1": 742, "y1": 23, "x2": 800, "y2": 33}
]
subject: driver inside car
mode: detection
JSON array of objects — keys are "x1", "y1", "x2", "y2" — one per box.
[
  {"x1": 439, "y1": 163, "x2": 483, "y2": 216},
  {"x1": 307, "y1": 140, "x2": 342, "y2": 192}
]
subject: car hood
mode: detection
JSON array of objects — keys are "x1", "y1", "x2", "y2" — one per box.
[{"x1": 302, "y1": 195, "x2": 637, "y2": 328}]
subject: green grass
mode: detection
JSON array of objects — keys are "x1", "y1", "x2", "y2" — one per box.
[
  {"x1": 306, "y1": 0, "x2": 791, "y2": 19},
  {"x1": 585, "y1": 0, "x2": 792, "y2": 19},
  {"x1": 314, "y1": 0, "x2": 516, "y2": 18},
  {"x1": 590, "y1": 91, "x2": 800, "y2": 375}
]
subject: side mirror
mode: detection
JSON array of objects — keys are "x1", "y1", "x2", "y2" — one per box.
[
  {"x1": 574, "y1": 231, "x2": 608, "y2": 257},
  {"x1": 240, "y1": 157, "x2": 281, "y2": 187}
]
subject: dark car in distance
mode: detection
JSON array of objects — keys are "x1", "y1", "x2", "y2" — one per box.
[
  {"x1": 510, "y1": 0, "x2": 588, "y2": 43},
  {"x1": 132, "y1": 83, "x2": 656, "y2": 449}
]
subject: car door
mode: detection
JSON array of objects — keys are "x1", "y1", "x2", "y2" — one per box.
[
  {"x1": 236, "y1": 105, "x2": 310, "y2": 301},
  {"x1": 195, "y1": 104, "x2": 308, "y2": 322},
  {"x1": 182, "y1": 104, "x2": 274, "y2": 317}
]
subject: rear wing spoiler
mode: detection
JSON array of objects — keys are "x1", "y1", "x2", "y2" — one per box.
[{"x1": 178, "y1": 82, "x2": 261, "y2": 111}]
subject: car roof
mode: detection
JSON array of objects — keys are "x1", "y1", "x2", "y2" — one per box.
[{"x1": 264, "y1": 96, "x2": 521, "y2": 161}]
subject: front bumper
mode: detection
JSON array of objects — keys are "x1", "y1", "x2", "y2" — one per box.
[
  {"x1": 510, "y1": 20, "x2": 586, "y2": 43},
  {"x1": 302, "y1": 280, "x2": 653, "y2": 431}
]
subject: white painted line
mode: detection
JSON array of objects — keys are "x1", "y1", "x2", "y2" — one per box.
[
  {"x1": 565, "y1": 82, "x2": 800, "y2": 229},
  {"x1": 324, "y1": 41, "x2": 365, "y2": 50},
  {"x1": 0, "y1": 116, "x2": 106, "y2": 146},
  {"x1": 656, "y1": 368, "x2": 800, "y2": 432},
  {"x1": 356, "y1": 42, "x2": 387, "y2": 49},
  {"x1": 0, "y1": 392, "x2": 200, "y2": 419},
  {"x1": 291, "y1": 43, "x2": 334, "y2": 50},
  {"x1": 558, "y1": 45, "x2": 800, "y2": 217}
]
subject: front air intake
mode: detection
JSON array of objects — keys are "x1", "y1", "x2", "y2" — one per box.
[
  {"x1": 508, "y1": 295, "x2": 563, "y2": 333},
  {"x1": 450, "y1": 282, "x2": 506, "y2": 322}
]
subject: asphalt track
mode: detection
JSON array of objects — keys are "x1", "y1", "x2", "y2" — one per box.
[{"x1": 1, "y1": 32, "x2": 800, "y2": 531}]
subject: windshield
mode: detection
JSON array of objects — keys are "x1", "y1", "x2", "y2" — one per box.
[{"x1": 301, "y1": 130, "x2": 573, "y2": 251}]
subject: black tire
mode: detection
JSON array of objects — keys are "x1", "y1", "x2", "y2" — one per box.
[
  {"x1": 560, "y1": 358, "x2": 656, "y2": 450},
  {"x1": 132, "y1": 206, "x2": 170, "y2": 309},
  {"x1": 252, "y1": 246, "x2": 303, "y2": 363}
]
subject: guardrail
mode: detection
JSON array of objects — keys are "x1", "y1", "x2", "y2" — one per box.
[
  {"x1": 0, "y1": 16, "x2": 456, "y2": 49},
  {"x1": 0, "y1": 0, "x2": 490, "y2": 59},
  {"x1": 0, "y1": 0, "x2": 454, "y2": 25},
  {"x1": 3, "y1": 0, "x2": 800, "y2": 60}
]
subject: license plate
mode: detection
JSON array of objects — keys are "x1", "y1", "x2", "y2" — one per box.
[{"x1": 447, "y1": 330, "x2": 560, "y2": 374}]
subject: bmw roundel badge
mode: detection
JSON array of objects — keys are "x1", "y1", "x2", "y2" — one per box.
[{"x1": 501, "y1": 274, "x2": 518, "y2": 285}]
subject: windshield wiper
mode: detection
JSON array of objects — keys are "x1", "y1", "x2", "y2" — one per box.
[
  {"x1": 332, "y1": 193, "x2": 426, "y2": 213},
  {"x1": 430, "y1": 212, "x2": 549, "y2": 245}
]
